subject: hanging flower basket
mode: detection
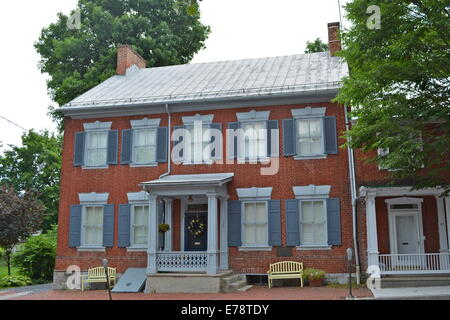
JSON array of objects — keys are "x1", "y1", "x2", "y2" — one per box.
[
  {"x1": 187, "y1": 219, "x2": 206, "y2": 238},
  {"x1": 159, "y1": 223, "x2": 170, "y2": 233}
]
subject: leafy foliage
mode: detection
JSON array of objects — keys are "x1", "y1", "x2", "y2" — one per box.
[
  {"x1": 13, "y1": 225, "x2": 57, "y2": 281},
  {"x1": 0, "y1": 130, "x2": 62, "y2": 231},
  {"x1": 0, "y1": 275, "x2": 32, "y2": 288},
  {"x1": 336, "y1": 0, "x2": 450, "y2": 193},
  {"x1": 0, "y1": 186, "x2": 45, "y2": 276},
  {"x1": 303, "y1": 268, "x2": 326, "y2": 280},
  {"x1": 35, "y1": 0, "x2": 210, "y2": 109},
  {"x1": 304, "y1": 38, "x2": 329, "y2": 53}
]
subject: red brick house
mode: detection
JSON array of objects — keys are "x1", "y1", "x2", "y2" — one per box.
[{"x1": 53, "y1": 21, "x2": 450, "y2": 292}]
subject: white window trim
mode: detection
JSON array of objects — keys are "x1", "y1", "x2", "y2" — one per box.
[
  {"x1": 236, "y1": 110, "x2": 270, "y2": 122},
  {"x1": 293, "y1": 185, "x2": 331, "y2": 200},
  {"x1": 81, "y1": 121, "x2": 112, "y2": 169},
  {"x1": 129, "y1": 204, "x2": 149, "y2": 249},
  {"x1": 182, "y1": 114, "x2": 214, "y2": 125},
  {"x1": 79, "y1": 205, "x2": 105, "y2": 250},
  {"x1": 236, "y1": 187, "x2": 272, "y2": 201},
  {"x1": 126, "y1": 191, "x2": 150, "y2": 250},
  {"x1": 298, "y1": 198, "x2": 329, "y2": 248},
  {"x1": 129, "y1": 118, "x2": 160, "y2": 167},
  {"x1": 240, "y1": 200, "x2": 270, "y2": 249},
  {"x1": 77, "y1": 192, "x2": 109, "y2": 251},
  {"x1": 291, "y1": 107, "x2": 327, "y2": 160}
]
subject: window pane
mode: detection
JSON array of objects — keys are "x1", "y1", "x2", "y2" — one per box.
[
  {"x1": 313, "y1": 201, "x2": 325, "y2": 222},
  {"x1": 310, "y1": 139, "x2": 322, "y2": 155},
  {"x1": 309, "y1": 120, "x2": 321, "y2": 137},
  {"x1": 314, "y1": 224, "x2": 326, "y2": 244},
  {"x1": 298, "y1": 120, "x2": 309, "y2": 137},
  {"x1": 301, "y1": 202, "x2": 314, "y2": 223},
  {"x1": 255, "y1": 203, "x2": 266, "y2": 223},
  {"x1": 301, "y1": 224, "x2": 314, "y2": 244},
  {"x1": 132, "y1": 206, "x2": 149, "y2": 245},
  {"x1": 244, "y1": 203, "x2": 255, "y2": 223},
  {"x1": 245, "y1": 225, "x2": 256, "y2": 245}
]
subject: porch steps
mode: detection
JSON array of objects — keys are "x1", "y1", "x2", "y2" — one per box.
[
  {"x1": 221, "y1": 274, "x2": 249, "y2": 293},
  {"x1": 381, "y1": 274, "x2": 450, "y2": 288}
]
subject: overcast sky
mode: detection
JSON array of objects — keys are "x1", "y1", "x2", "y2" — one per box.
[{"x1": 0, "y1": 0, "x2": 350, "y2": 152}]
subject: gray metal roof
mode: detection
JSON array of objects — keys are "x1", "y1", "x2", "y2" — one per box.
[{"x1": 63, "y1": 52, "x2": 348, "y2": 109}]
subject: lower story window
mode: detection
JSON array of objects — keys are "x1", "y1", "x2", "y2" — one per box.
[
  {"x1": 131, "y1": 205, "x2": 149, "y2": 246},
  {"x1": 300, "y1": 200, "x2": 327, "y2": 245},
  {"x1": 243, "y1": 202, "x2": 268, "y2": 246},
  {"x1": 82, "y1": 206, "x2": 104, "y2": 246}
]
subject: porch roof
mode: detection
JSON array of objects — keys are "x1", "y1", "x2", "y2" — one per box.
[{"x1": 140, "y1": 173, "x2": 234, "y2": 188}]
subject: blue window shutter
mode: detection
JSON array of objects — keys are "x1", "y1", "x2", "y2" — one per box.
[
  {"x1": 210, "y1": 123, "x2": 222, "y2": 159},
  {"x1": 73, "y1": 132, "x2": 86, "y2": 167},
  {"x1": 173, "y1": 125, "x2": 185, "y2": 159},
  {"x1": 228, "y1": 122, "x2": 238, "y2": 159},
  {"x1": 69, "y1": 205, "x2": 82, "y2": 247},
  {"x1": 267, "y1": 120, "x2": 279, "y2": 157},
  {"x1": 156, "y1": 127, "x2": 168, "y2": 163},
  {"x1": 158, "y1": 201, "x2": 165, "y2": 249},
  {"x1": 327, "y1": 198, "x2": 341, "y2": 246},
  {"x1": 103, "y1": 204, "x2": 115, "y2": 247},
  {"x1": 285, "y1": 199, "x2": 300, "y2": 246},
  {"x1": 282, "y1": 119, "x2": 295, "y2": 157},
  {"x1": 324, "y1": 116, "x2": 338, "y2": 154},
  {"x1": 228, "y1": 200, "x2": 242, "y2": 246},
  {"x1": 118, "y1": 204, "x2": 131, "y2": 248},
  {"x1": 121, "y1": 129, "x2": 133, "y2": 164},
  {"x1": 107, "y1": 130, "x2": 119, "y2": 165},
  {"x1": 268, "y1": 200, "x2": 281, "y2": 246}
]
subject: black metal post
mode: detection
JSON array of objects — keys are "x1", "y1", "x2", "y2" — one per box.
[{"x1": 102, "y1": 259, "x2": 112, "y2": 301}]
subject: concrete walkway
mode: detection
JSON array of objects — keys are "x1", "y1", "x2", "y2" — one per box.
[
  {"x1": 370, "y1": 286, "x2": 450, "y2": 300},
  {"x1": 0, "y1": 283, "x2": 53, "y2": 300}
]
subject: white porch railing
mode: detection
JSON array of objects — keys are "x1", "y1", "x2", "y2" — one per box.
[
  {"x1": 156, "y1": 252, "x2": 208, "y2": 272},
  {"x1": 379, "y1": 253, "x2": 450, "y2": 274}
]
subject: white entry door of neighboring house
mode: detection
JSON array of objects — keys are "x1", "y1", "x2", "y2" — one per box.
[{"x1": 386, "y1": 198, "x2": 425, "y2": 269}]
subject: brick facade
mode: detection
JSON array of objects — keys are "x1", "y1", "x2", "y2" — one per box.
[{"x1": 55, "y1": 101, "x2": 355, "y2": 275}]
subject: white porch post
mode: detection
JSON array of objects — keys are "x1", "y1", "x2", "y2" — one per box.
[
  {"x1": 446, "y1": 197, "x2": 450, "y2": 253},
  {"x1": 163, "y1": 198, "x2": 173, "y2": 252},
  {"x1": 147, "y1": 194, "x2": 159, "y2": 275},
  {"x1": 219, "y1": 196, "x2": 229, "y2": 270},
  {"x1": 366, "y1": 193, "x2": 379, "y2": 269},
  {"x1": 207, "y1": 193, "x2": 219, "y2": 274},
  {"x1": 436, "y1": 196, "x2": 449, "y2": 262}
]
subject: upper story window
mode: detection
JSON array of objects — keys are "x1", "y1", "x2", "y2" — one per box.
[
  {"x1": 283, "y1": 107, "x2": 337, "y2": 159},
  {"x1": 74, "y1": 121, "x2": 118, "y2": 169},
  {"x1": 121, "y1": 118, "x2": 168, "y2": 166},
  {"x1": 227, "y1": 110, "x2": 278, "y2": 162},
  {"x1": 173, "y1": 114, "x2": 221, "y2": 165}
]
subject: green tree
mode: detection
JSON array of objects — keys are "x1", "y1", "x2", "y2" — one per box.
[
  {"x1": 0, "y1": 187, "x2": 45, "y2": 276},
  {"x1": 13, "y1": 225, "x2": 58, "y2": 281},
  {"x1": 336, "y1": 0, "x2": 450, "y2": 193},
  {"x1": 36, "y1": 0, "x2": 210, "y2": 115},
  {"x1": 304, "y1": 38, "x2": 329, "y2": 53},
  {"x1": 0, "y1": 131, "x2": 62, "y2": 231}
]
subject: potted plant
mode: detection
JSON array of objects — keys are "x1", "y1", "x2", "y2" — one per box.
[{"x1": 304, "y1": 268, "x2": 326, "y2": 287}]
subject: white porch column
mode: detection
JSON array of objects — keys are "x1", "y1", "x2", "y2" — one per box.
[
  {"x1": 163, "y1": 198, "x2": 173, "y2": 252},
  {"x1": 446, "y1": 197, "x2": 450, "y2": 253},
  {"x1": 147, "y1": 194, "x2": 159, "y2": 275},
  {"x1": 436, "y1": 196, "x2": 449, "y2": 270},
  {"x1": 207, "y1": 193, "x2": 219, "y2": 275},
  {"x1": 366, "y1": 193, "x2": 379, "y2": 268},
  {"x1": 219, "y1": 196, "x2": 229, "y2": 270}
]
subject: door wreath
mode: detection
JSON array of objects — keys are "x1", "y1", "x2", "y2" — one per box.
[{"x1": 187, "y1": 219, "x2": 206, "y2": 237}]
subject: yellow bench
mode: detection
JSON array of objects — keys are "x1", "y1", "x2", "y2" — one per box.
[
  {"x1": 81, "y1": 267, "x2": 116, "y2": 291},
  {"x1": 267, "y1": 261, "x2": 304, "y2": 288}
]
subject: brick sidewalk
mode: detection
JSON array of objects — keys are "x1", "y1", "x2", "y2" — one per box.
[{"x1": 10, "y1": 286, "x2": 373, "y2": 300}]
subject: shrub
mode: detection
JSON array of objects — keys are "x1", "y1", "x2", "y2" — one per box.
[
  {"x1": 0, "y1": 275, "x2": 32, "y2": 288},
  {"x1": 12, "y1": 225, "x2": 57, "y2": 281},
  {"x1": 303, "y1": 268, "x2": 326, "y2": 280}
]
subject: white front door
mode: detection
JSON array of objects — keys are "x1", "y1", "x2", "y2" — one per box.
[{"x1": 395, "y1": 214, "x2": 419, "y2": 255}]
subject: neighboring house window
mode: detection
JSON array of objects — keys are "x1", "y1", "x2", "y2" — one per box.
[
  {"x1": 133, "y1": 128, "x2": 157, "y2": 165},
  {"x1": 283, "y1": 107, "x2": 338, "y2": 159},
  {"x1": 299, "y1": 200, "x2": 327, "y2": 245},
  {"x1": 242, "y1": 201, "x2": 268, "y2": 246},
  {"x1": 82, "y1": 206, "x2": 104, "y2": 247},
  {"x1": 85, "y1": 131, "x2": 108, "y2": 167},
  {"x1": 377, "y1": 131, "x2": 423, "y2": 171},
  {"x1": 131, "y1": 205, "x2": 149, "y2": 246},
  {"x1": 296, "y1": 118, "x2": 323, "y2": 156}
]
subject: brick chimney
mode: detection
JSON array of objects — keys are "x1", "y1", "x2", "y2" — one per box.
[
  {"x1": 116, "y1": 44, "x2": 146, "y2": 75},
  {"x1": 327, "y1": 22, "x2": 342, "y2": 56}
]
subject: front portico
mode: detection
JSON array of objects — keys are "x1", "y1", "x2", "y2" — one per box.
[{"x1": 140, "y1": 173, "x2": 233, "y2": 276}]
